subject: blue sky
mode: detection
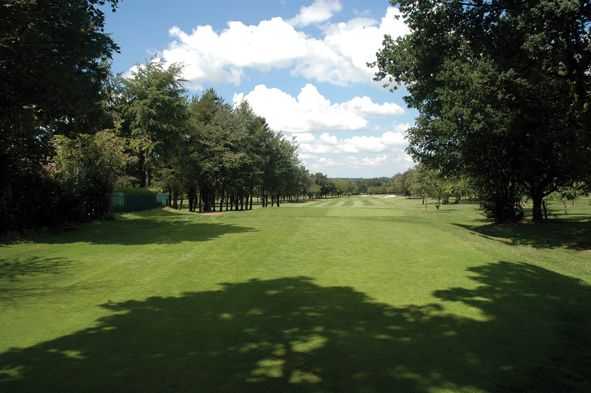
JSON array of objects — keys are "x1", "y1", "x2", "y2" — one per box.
[{"x1": 105, "y1": 0, "x2": 416, "y2": 178}]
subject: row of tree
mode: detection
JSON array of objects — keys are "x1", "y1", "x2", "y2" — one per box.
[
  {"x1": 0, "y1": 1, "x2": 319, "y2": 232},
  {"x1": 115, "y1": 63, "x2": 315, "y2": 213},
  {"x1": 374, "y1": 0, "x2": 591, "y2": 222}
]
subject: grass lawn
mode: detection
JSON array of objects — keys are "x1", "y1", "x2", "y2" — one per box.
[{"x1": 1, "y1": 196, "x2": 590, "y2": 392}]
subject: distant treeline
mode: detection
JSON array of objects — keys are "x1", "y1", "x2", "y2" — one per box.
[
  {"x1": 333, "y1": 166, "x2": 588, "y2": 214},
  {"x1": 328, "y1": 167, "x2": 475, "y2": 203}
]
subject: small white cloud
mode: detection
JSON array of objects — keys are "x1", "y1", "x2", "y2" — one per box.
[
  {"x1": 319, "y1": 133, "x2": 339, "y2": 145},
  {"x1": 394, "y1": 122, "x2": 411, "y2": 133},
  {"x1": 289, "y1": 0, "x2": 342, "y2": 27},
  {"x1": 233, "y1": 84, "x2": 404, "y2": 133},
  {"x1": 357, "y1": 154, "x2": 388, "y2": 167},
  {"x1": 381, "y1": 131, "x2": 406, "y2": 145},
  {"x1": 123, "y1": 64, "x2": 141, "y2": 79},
  {"x1": 340, "y1": 96, "x2": 404, "y2": 116},
  {"x1": 291, "y1": 133, "x2": 316, "y2": 143},
  {"x1": 294, "y1": 129, "x2": 408, "y2": 155}
]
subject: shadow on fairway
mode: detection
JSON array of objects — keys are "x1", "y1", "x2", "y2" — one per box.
[
  {"x1": 1, "y1": 262, "x2": 589, "y2": 393},
  {"x1": 35, "y1": 216, "x2": 256, "y2": 246},
  {"x1": 0, "y1": 257, "x2": 103, "y2": 302},
  {"x1": 0, "y1": 256, "x2": 70, "y2": 282},
  {"x1": 456, "y1": 217, "x2": 591, "y2": 250}
]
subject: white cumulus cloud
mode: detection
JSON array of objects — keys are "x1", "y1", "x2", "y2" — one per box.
[
  {"x1": 284, "y1": 125, "x2": 414, "y2": 176},
  {"x1": 289, "y1": 0, "x2": 342, "y2": 27},
  {"x1": 233, "y1": 84, "x2": 405, "y2": 133},
  {"x1": 341, "y1": 96, "x2": 404, "y2": 116},
  {"x1": 299, "y1": 129, "x2": 408, "y2": 155},
  {"x1": 154, "y1": 6, "x2": 409, "y2": 87}
]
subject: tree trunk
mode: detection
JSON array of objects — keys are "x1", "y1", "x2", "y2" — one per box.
[
  {"x1": 138, "y1": 153, "x2": 147, "y2": 188},
  {"x1": 532, "y1": 193, "x2": 544, "y2": 223}
]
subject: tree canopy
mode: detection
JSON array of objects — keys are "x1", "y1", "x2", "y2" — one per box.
[
  {"x1": 1, "y1": 0, "x2": 120, "y2": 230},
  {"x1": 374, "y1": 0, "x2": 591, "y2": 222}
]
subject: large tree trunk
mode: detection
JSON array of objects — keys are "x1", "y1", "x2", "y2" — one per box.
[
  {"x1": 172, "y1": 190, "x2": 178, "y2": 209},
  {"x1": 532, "y1": 193, "x2": 544, "y2": 223}
]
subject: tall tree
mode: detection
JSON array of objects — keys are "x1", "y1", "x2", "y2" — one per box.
[
  {"x1": 374, "y1": 0, "x2": 591, "y2": 222},
  {"x1": 0, "y1": 0, "x2": 119, "y2": 230},
  {"x1": 118, "y1": 61, "x2": 189, "y2": 187}
]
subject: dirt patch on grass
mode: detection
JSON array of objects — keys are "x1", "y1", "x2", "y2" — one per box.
[{"x1": 201, "y1": 212, "x2": 224, "y2": 217}]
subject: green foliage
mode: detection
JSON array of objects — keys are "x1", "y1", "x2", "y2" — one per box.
[
  {"x1": 117, "y1": 61, "x2": 189, "y2": 187},
  {"x1": 157, "y1": 89, "x2": 311, "y2": 212},
  {"x1": 0, "y1": 0, "x2": 119, "y2": 231},
  {"x1": 374, "y1": 0, "x2": 591, "y2": 222},
  {"x1": 52, "y1": 130, "x2": 129, "y2": 220},
  {"x1": 113, "y1": 187, "x2": 158, "y2": 196}
]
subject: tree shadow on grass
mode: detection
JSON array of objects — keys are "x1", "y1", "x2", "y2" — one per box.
[
  {"x1": 0, "y1": 262, "x2": 589, "y2": 393},
  {"x1": 455, "y1": 217, "x2": 591, "y2": 250},
  {"x1": 0, "y1": 257, "x2": 70, "y2": 282},
  {"x1": 0, "y1": 256, "x2": 80, "y2": 302},
  {"x1": 34, "y1": 215, "x2": 256, "y2": 246}
]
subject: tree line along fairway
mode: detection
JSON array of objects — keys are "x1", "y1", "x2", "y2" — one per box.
[{"x1": 1, "y1": 197, "x2": 590, "y2": 393}]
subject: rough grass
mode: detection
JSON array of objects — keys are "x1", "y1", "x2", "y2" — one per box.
[{"x1": 1, "y1": 196, "x2": 590, "y2": 393}]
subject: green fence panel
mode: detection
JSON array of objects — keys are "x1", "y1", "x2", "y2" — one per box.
[
  {"x1": 111, "y1": 191, "x2": 170, "y2": 212},
  {"x1": 156, "y1": 193, "x2": 169, "y2": 207},
  {"x1": 111, "y1": 192, "x2": 125, "y2": 210}
]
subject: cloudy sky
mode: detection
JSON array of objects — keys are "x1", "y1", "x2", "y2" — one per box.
[{"x1": 106, "y1": 0, "x2": 416, "y2": 178}]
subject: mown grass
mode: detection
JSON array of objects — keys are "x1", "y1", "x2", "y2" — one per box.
[{"x1": 1, "y1": 196, "x2": 590, "y2": 393}]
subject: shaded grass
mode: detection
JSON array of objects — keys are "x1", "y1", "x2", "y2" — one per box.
[
  {"x1": 1, "y1": 197, "x2": 590, "y2": 392},
  {"x1": 456, "y1": 198, "x2": 591, "y2": 251},
  {"x1": 457, "y1": 219, "x2": 591, "y2": 250}
]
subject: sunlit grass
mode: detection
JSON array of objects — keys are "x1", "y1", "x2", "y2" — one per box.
[{"x1": 1, "y1": 197, "x2": 590, "y2": 392}]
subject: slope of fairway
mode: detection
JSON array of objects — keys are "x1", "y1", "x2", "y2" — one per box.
[{"x1": 1, "y1": 197, "x2": 590, "y2": 393}]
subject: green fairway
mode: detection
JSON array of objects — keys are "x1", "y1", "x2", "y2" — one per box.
[{"x1": 1, "y1": 197, "x2": 590, "y2": 393}]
